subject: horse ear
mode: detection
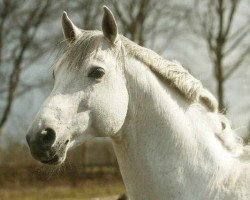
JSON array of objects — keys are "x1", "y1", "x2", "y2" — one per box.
[
  {"x1": 62, "y1": 11, "x2": 81, "y2": 43},
  {"x1": 102, "y1": 6, "x2": 118, "y2": 44}
]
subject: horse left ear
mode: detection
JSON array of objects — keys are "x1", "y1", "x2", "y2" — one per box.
[
  {"x1": 62, "y1": 11, "x2": 82, "y2": 43},
  {"x1": 102, "y1": 6, "x2": 118, "y2": 44}
]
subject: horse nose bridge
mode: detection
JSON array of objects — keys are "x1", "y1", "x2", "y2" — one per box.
[
  {"x1": 42, "y1": 94, "x2": 79, "y2": 116},
  {"x1": 26, "y1": 94, "x2": 78, "y2": 146},
  {"x1": 26, "y1": 112, "x2": 57, "y2": 143}
]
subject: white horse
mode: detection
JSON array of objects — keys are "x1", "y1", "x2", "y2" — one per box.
[{"x1": 26, "y1": 6, "x2": 250, "y2": 200}]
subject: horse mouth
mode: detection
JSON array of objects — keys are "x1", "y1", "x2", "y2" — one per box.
[
  {"x1": 41, "y1": 154, "x2": 61, "y2": 165},
  {"x1": 29, "y1": 139, "x2": 70, "y2": 165}
]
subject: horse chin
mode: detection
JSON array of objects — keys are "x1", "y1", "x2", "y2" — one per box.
[
  {"x1": 40, "y1": 144, "x2": 69, "y2": 166},
  {"x1": 40, "y1": 154, "x2": 66, "y2": 165}
]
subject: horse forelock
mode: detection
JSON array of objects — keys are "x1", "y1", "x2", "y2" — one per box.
[{"x1": 57, "y1": 30, "x2": 103, "y2": 71}]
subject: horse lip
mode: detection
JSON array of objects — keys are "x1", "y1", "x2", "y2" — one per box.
[{"x1": 41, "y1": 154, "x2": 60, "y2": 165}]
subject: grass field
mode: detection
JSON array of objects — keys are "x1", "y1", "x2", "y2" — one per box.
[
  {"x1": 0, "y1": 179, "x2": 126, "y2": 200},
  {"x1": 0, "y1": 160, "x2": 126, "y2": 200}
]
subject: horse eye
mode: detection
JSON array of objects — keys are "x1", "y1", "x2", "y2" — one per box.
[{"x1": 88, "y1": 67, "x2": 105, "y2": 79}]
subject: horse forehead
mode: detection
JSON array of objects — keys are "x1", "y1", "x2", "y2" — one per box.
[
  {"x1": 93, "y1": 52, "x2": 117, "y2": 66},
  {"x1": 68, "y1": 49, "x2": 115, "y2": 70},
  {"x1": 78, "y1": 53, "x2": 116, "y2": 72}
]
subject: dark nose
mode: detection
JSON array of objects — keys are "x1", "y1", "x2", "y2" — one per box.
[
  {"x1": 26, "y1": 127, "x2": 56, "y2": 149},
  {"x1": 39, "y1": 128, "x2": 56, "y2": 148}
]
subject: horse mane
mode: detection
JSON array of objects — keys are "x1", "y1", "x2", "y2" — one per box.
[
  {"x1": 120, "y1": 36, "x2": 250, "y2": 160},
  {"x1": 58, "y1": 30, "x2": 103, "y2": 70},
  {"x1": 121, "y1": 36, "x2": 218, "y2": 112}
]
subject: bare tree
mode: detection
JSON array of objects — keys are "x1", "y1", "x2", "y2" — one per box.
[
  {"x1": 0, "y1": 0, "x2": 57, "y2": 136},
  {"x1": 111, "y1": 0, "x2": 190, "y2": 50},
  {"x1": 194, "y1": 0, "x2": 250, "y2": 111},
  {"x1": 65, "y1": 0, "x2": 103, "y2": 29}
]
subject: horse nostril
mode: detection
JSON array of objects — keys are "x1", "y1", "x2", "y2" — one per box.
[
  {"x1": 40, "y1": 127, "x2": 56, "y2": 146},
  {"x1": 65, "y1": 140, "x2": 69, "y2": 145}
]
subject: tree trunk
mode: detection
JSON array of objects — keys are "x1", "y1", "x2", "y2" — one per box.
[
  {"x1": 215, "y1": 48, "x2": 225, "y2": 112},
  {"x1": 217, "y1": 71, "x2": 225, "y2": 112}
]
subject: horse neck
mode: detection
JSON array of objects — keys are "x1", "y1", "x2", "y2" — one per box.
[{"x1": 112, "y1": 57, "x2": 241, "y2": 199}]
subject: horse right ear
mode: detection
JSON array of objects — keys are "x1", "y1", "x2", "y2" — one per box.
[
  {"x1": 102, "y1": 6, "x2": 118, "y2": 44},
  {"x1": 62, "y1": 11, "x2": 82, "y2": 43}
]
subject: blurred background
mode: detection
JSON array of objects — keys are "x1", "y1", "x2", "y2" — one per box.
[{"x1": 0, "y1": 0, "x2": 249, "y2": 199}]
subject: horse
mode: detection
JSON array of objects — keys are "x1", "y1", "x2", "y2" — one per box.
[{"x1": 26, "y1": 6, "x2": 250, "y2": 200}]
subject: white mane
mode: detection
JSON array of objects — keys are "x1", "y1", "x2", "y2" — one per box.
[
  {"x1": 121, "y1": 36, "x2": 218, "y2": 112},
  {"x1": 119, "y1": 36, "x2": 250, "y2": 160}
]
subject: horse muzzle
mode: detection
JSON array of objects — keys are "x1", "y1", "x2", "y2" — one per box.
[{"x1": 26, "y1": 127, "x2": 69, "y2": 165}]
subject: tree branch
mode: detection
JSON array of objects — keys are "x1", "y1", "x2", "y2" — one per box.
[
  {"x1": 224, "y1": 45, "x2": 250, "y2": 80},
  {"x1": 224, "y1": 25, "x2": 250, "y2": 55},
  {"x1": 223, "y1": 0, "x2": 238, "y2": 39},
  {"x1": 0, "y1": 0, "x2": 51, "y2": 132},
  {"x1": 16, "y1": 80, "x2": 53, "y2": 98}
]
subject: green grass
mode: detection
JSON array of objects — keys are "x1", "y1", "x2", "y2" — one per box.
[{"x1": 0, "y1": 180, "x2": 125, "y2": 200}]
